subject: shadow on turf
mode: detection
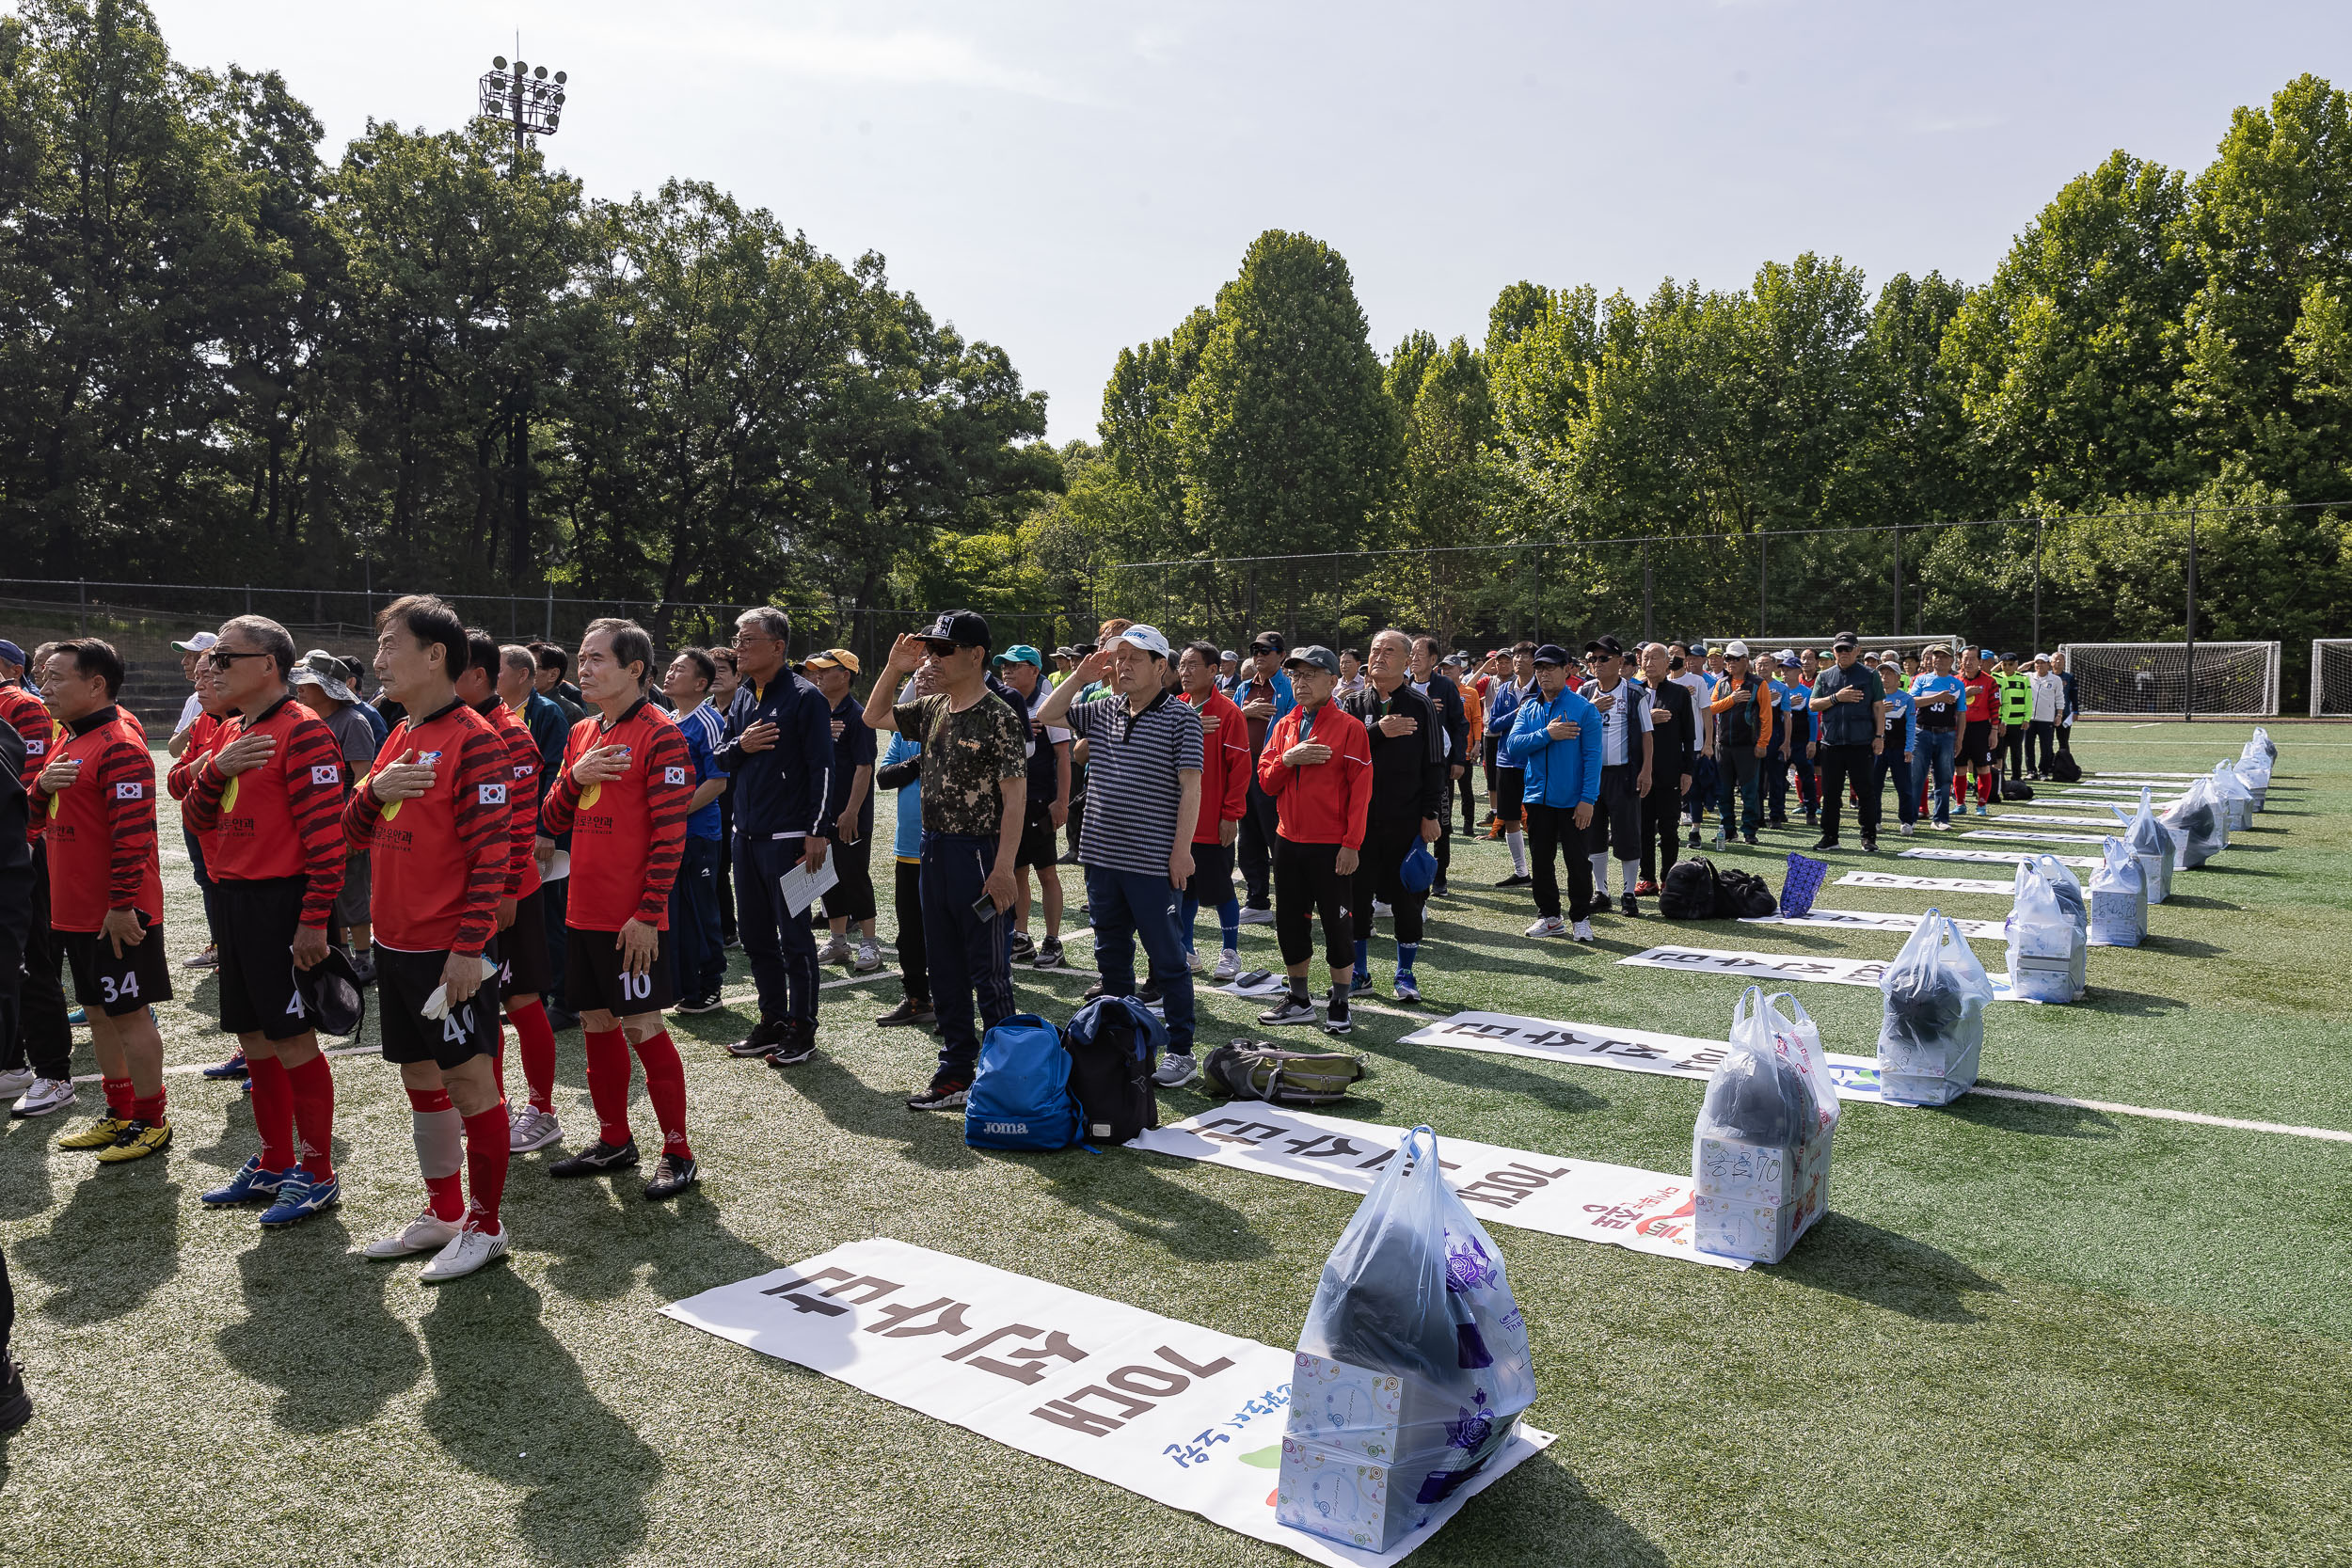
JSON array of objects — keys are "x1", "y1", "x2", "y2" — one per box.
[
  {"x1": 1444, "y1": 1452, "x2": 1672, "y2": 1567},
  {"x1": 1025, "y1": 1147, "x2": 1276, "y2": 1262},
  {"x1": 420, "y1": 1268, "x2": 661, "y2": 1563},
  {"x1": 1769, "y1": 1213, "x2": 2003, "y2": 1323},
  {"x1": 1943, "y1": 1090, "x2": 2121, "y2": 1142},
  {"x1": 215, "y1": 1218, "x2": 428, "y2": 1433},
  {"x1": 13, "y1": 1157, "x2": 182, "y2": 1324}
]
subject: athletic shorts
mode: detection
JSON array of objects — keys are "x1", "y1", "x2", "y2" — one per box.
[
  {"x1": 565, "y1": 924, "x2": 676, "y2": 1018},
  {"x1": 1015, "y1": 801, "x2": 1058, "y2": 868},
  {"x1": 1493, "y1": 766, "x2": 1527, "y2": 824},
  {"x1": 60, "y1": 915, "x2": 172, "y2": 1017},
  {"x1": 217, "y1": 877, "x2": 333, "y2": 1040},
  {"x1": 1960, "y1": 719, "x2": 1994, "y2": 765},
  {"x1": 333, "y1": 850, "x2": 371, "y2": 929},
  {"x1": 498, "y1": 886, "x2": 553, "y2": 1002},
  {"x1": 1184, "y1": 838, "x2": 1235, "y2": 904},
  {"x1": 375, "y1": 944, "x2": 500, "y2": 1069}
]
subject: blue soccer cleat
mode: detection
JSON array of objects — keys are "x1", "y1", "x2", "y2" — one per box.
[
  {"x1": 258, "y1": 1169, "x2": 341, "y2": 1227},
  {"x1": 201, "y1": 1156, "x2": 287, "y2": 1208}
]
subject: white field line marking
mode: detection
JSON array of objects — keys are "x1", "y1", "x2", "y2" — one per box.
[{"x1": 1965, "y1": 1086, "x2": 2352, "y2": 1145}]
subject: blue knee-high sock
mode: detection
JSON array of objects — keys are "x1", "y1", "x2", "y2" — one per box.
[
  {"x1": 1353, "y1": 937, "x2": 1369, "y2": 975},
  {"x1": 1397, "y1": 941, "x2": 1419, "y2": 974},
  {"x1": 1217, "y1": 897, "x2": 1240, "y2": 950}
]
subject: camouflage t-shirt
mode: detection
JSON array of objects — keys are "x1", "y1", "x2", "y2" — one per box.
[{"x1": 894, "y1": 690, "x2": 1026, "y2": 838}]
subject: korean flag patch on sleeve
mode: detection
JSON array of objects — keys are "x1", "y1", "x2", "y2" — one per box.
[
  {"x1": 479, "y1": 783, "x2": 508, "y2": 805},
  {"x1": 663, "y1": 766, "x2": 688, "y2": 786},
  {"x1": 114, "y1": 782, "x2": 145, "y2": 800},
  {"x1": 310, "y1": 765, "x2": 340, "y2": 786}
]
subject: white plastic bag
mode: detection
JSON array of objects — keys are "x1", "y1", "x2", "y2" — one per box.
[
  {"x1": 2088, "y1": 837, "x2": 2147, "y2": 947},
  {"x1": 2007, "y1": 863, "x2": 2084, "y2": 1003},
  {"x1": 2161, "y1": 777, "x2": 2227, "y2": 866},
  {"x1": 2115, "y1": 786, "x2": 2175, "y2": 905},
  {"x1": 2247, "y1": 725, "x2": 2277, "y2": 764},
  {"x1": 2235, "y1": 743, "x2": 2272, "y2": 809},
  {"x1": 1876, "y1": 910, "x2": 1993, "y2": 1104},
  {"x1": 1281, "y1": 1125, "x2": 1536, "y2": 1553},
  {"x1": 1692, "y1": 988, "x2": 1838, "y2": 1261},
  {"x1": 2210, "y1": 761, "x2": 2253, "y2": 832}
]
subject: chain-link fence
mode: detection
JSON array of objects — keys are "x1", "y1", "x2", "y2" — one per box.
[{"x1": 1090, "y1": 502, "x2": 2352, "y2": 713}]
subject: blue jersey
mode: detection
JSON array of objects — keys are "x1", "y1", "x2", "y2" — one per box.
[{"x1": 677, "y1": 700, "x2": 726, "y2": 840}]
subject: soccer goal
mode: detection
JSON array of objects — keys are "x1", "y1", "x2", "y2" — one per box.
[
  {"x1": 1708, "y1": 633, "x2": 1962, "y2": 665},
  {"x1": 2061, "y1": 641, "x2": 2280, "y2": 718},
  {"x1": 2313, "y1": 640, "x2": 2352, "y2": 717}
]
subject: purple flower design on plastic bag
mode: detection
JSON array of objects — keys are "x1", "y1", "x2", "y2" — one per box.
[{"x1": 1443, "y1": 1232, "x2": 1497, "y2": 1294}]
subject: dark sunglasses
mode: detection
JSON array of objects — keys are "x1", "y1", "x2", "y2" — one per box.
[
  {"x1": 922, "y1": 640, "x2": 959, "y2": 657},
  {"x1": 204, "y1": 648, "x2": 276, "y2": 670}
]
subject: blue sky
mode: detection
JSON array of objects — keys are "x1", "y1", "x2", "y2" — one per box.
[{"x1": 155, "y1": 1, "x2": 2350, "y2": 443}]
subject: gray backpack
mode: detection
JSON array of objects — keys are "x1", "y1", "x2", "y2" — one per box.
[{"x1": 1202, "y1": 1041, "x2": 1366, "y2": 1105}]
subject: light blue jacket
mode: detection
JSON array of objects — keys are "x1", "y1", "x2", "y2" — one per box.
[
  {"x1": 1502, "y1": 686, "x2": 1605, "y2": 808},
  {"x1": 882, "y1": 732, "x2": 923, "y2": 861}
]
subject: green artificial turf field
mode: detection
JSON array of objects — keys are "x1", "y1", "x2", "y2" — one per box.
[{"x1": 2, "y1": 723, "x2": 2346, "y2": 1566}]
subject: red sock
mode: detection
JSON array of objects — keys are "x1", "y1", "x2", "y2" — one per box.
[
  {"x1": 131, "y1": 1086, "x2": 166, "y2": 1123},
  {"x1": 286, "y1": 1053, "x2": 336, "y2": 1181},
  {"x1": 462, "y1": 1101, "x2": 509, "y2": 1233},
  {"x1": 103, "y1": 1075, "x2": 132, "y2": 1119},
  {"x1": 582, "y1": 1027, "x2": 633, "y2": 1148},
  {"x1": 632, "y1": 1030, "x2": 692, "y2": 1159},
  {"x1": 510, "y1": 999, "x2": 557, "y2": 1113},
  {"x1": 405, "y1": 1085, "x2": 466, "y2": 1222},
  {"x1": 246, "y1": 1056, "x2": 296, "y2": 1171}
]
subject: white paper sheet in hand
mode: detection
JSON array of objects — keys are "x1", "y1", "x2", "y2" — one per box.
[
  {"x1": 421, "y1": 956, "x2": 501, "y2": 1022},
  {"x1": 1134, "y1": 1103, "x2": 1750, "y2": 1265},
  {"x1": 778, "y1": 855, "x2": 840, "y2": 916},
  {"x1": 660, "y1": 1238, "x2": 1556, "y2": 1566}
]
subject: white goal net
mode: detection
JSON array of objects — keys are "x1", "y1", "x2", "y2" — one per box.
[
  {"x1": 1708, "y1": 633, "x2": 1962, "y2": 664},
  {"x1": 2061, "y1": 641, "x2": 2280, "y2": 718},
  {"x1": 2314, "y1": 640, "x2": 2352, "y2": 717}
]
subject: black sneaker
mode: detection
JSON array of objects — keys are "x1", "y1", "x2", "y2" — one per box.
[
  {"x1": 1081, "y1": 979, "x2": 1108, "y2": 1003},
  {"x1": 549, "y1": 1138, "x2": 640, "y2": 1178},
  {"x1": 674, "y1": 994, "x2": 725, "y2": 1015},
  {"x1": 1495, "y1": 872, "x2": 1533, "y2": 888},
  {"x1": 875, "y1": 997, "x2": 935, "y2": 1028},
  {"x1": 1323, "y1": 999, "x2": 1353, "y2": 1037},
  {"x1": 1007, "y1": 930, "x2": 1037, "y2": 962},
  {"x1": 1686, "y1": 830, "x2": 1702, "y2": 848},
  {"x1": 1428, "y1": 880, "x2": 1449, "y2": 897},
  {"x1": 908, "y1": 1078, "x2": 969, "y2": 1111},
  {"x1": 0, "y1": 1354, "x2": 26, "y2": 1433},
  {"x1": 767, "y1": 1022, "x2": 818, "y2": 1068},
  {"x1": 1619, "y1": 892, "x2": 1639, "y2": 917},
  {"x1": 546, "y1": 1005, "x2": 580, "y2": 1032},
  {"x1": 725, "y1": 1019, "x2": 786, "y2": 1058},
  {"x1": 1136, "y1": 980, "x2": 1162, "y2": 1006},
  {"x1": 1741, "y1": 833, "x2": 1759, "y2": 847},
  {"x1": 1810, "y1": 838, "x2": 1839, "y2": 852},
  {"x1": 643, "y1": 1152, "x2": 700, "y2": 1201},
  {"x1": 1033, "y1": 937, "x2": 1067, "y2": 969},
  {"x1": 1257, "y1": 994, "x2": 1318, "y2": 1028},
  {"x1": 1860, "y1": 836, "x2": 1878, "y2": 854}
]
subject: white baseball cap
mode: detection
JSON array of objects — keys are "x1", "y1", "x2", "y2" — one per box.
[
  {"x1": 1724, "y1": 639, "x2": 1751, "y2": 658},
  {"x1": 1114, "y1": 624, "x2": 1171, "y2": 658},
  {"x1": 171, "y1": 631, "x2": 219, "y2": 653}
]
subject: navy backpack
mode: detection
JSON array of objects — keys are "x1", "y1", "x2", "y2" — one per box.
[{"x1": 964, "y1": 1014, "x2": 1081, "y2": 1151}]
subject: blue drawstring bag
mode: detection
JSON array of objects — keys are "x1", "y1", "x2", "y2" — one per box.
[
  {"x1": 1779, "y1": 852, "x2": 1828, "y2": 918},
  {"x1": 1398, "y1": 837, "x2": 1438, "y2": 894},
  {"x1": 964, "y1": 1014, "x2": 1080, "y2": 1151}
]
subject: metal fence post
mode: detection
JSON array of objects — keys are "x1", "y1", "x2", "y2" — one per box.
[
  {"x1": 1892, "y1": 525, "x2": 1902, "y2": 635},
  {"x1": 1757, "y1": 533, "x2": 1768, "y2": 636},
  {"x1": 2031, "y1": 516, "x2": 2043, "y2": 658},
  {"x1": 1641, "y1": 540, "x2": 1653, "y2": 642},
  {"x1": 77, "y1": 577, "x2": 87, "y2": 635},
  {"x1": 545, "y1": 586, "x2": 553, "y2": 641}
]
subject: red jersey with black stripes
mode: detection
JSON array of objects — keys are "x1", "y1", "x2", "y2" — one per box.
[
  {"x1": 167, "y1": 709, "x2": 230, "y2": 864},
  {"x1": 342, "y1": 697, "x2": 509, "y2": 956},
  {"x1": 540, "y1": 699, "x2": 691, "y2": 931},
  {"x1": 478, "y1": 698, "x2": 541, "y2": 899},
  {"x1": 37, "y1": 705, "x2": 162, "y2": 931},
  {"x1": 0, "y1": 683, "x2": 54, "y2": 843},
  {"x1": 181, "y1": 694, "x2": 347, "y2": 927}
]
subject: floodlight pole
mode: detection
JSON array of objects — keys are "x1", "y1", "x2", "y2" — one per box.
[
  {"x1": 477, "y1": 52, "x2": 568, "y2": 599},
  {"x1": 2185, "y1": 508, "x2": 2198, "y2": 723}
]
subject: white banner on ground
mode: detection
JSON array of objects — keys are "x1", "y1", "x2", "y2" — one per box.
[
  {"x1": 1218, "y1": 971, "x2": 1290, "y2": 999},
  {"x1": 1961, "y1": 829, "x2": 2115, "y2": 845},
  {"x1": 1900, "y1": 847, "x2": 2101, "y2": 868},
  {"x1": 2060, "y1": 788, "x2": 2185, "y2": 801},
  {"x1": 1837, "y1": 871, "x2": 2015, "y2": 894},
  {"x1": 1984, "y1": 814, "x2": 2132, "y2": 828},
  {"x1": 1394, "y1": 1009, "x2": 1888, "y2": 1104},
  {"x1": 1133, "y1": 1103, "x2": 1751, "y2": 1267},
  {"x1": 1743, "y1": 907, "x2": 2006, "y2": 939},
  {"x1": 1616, "y1": 944, "x2": 2042, "y2": 1002},
  {"x1": 661, "y1": 1238, "x2": 1556, "y2": 1567},
  {"x1": 2090, "y1": 770, "x2": 2208, "y2": 779}
]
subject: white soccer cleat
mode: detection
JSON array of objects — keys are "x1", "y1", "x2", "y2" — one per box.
[
  {"x1": 421, "y1": 1220, "x2": 510, "y2": 1283},
  {"x1": 360, "y1": 1210, "x2": 463, "y2": 1259}
]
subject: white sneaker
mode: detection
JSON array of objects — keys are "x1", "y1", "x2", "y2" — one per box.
[
  {"x1": 1188, "y1": 947, "x2": 1208, "y2": 974},
  {"x1": 421, "y1": 1219, "x2": 510, "y2": 1283},
  {"x1": 1899, "y1": 822, "x2": 1915, "y2": 836},
  {"x1": 361, "y1": 1210, "x2": 463, "y2": 1259},
  {"x1": 509, "y1": 1103, "x2": 563, "y2": 1153},
  {"x1": 0, "y1": 1067, "x2": 34, "y2": 1099},
  {"x1": 1210, "y1": 950, "x2": 1240, "y2": 983},
  {"x1": 1524, "y1": 915, "x2": 1568, "y2": 939},
  {"x1": 1152, "y1": 1053, "x2": 1200, "y2": 1088},
  {"x1": 1238, "y1": 906, "x2": 1276, "y2": 926},
  {"x1": 816, "y1": 936, "x2": 851, "y2": 968},
  {"x1": 853, "y1": 943, "x2": 883, "y2": 974},
  {"x1": 1571, "y1": 920, "x2": 1596, "y2": 943},
  {"x1": 10, "y1": 1076, "x2": 73, "y2": 1118},
  {"x1": 1372, "y1": 899, "x2": 1392, "y2": 917}
]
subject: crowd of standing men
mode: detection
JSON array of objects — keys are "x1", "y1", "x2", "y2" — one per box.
[{"x1": 0, "y1": 603, "x2": 2077, "y2": 1432}]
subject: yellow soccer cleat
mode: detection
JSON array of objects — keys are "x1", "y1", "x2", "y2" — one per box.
[
  {"x1": 56, "y1": 1116, "x2": 132, "y2": 1150},
  {"x1": 94, "y1": 1119, "x2": 172, "y2": 1164}
]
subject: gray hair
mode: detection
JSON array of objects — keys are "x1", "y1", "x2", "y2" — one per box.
[
  {"x1": 736, "y1": 606, "x2": 791, "y2": 644},
  {"x1": 217, "y1": 614, "x2": 297, "y2": 678},
  {"x1": 1371, "y1": 627, "x2": 1412, "y2": 656},
  {"x1": 501, "y1": 643, "x2": 537, "y2": 681}
]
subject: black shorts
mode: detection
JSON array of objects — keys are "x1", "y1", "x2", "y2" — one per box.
[
  {"x1": 1493, "y1": 766, "x2": 1527, "y2": 824},
  {"x1": 498, "y1": 886, "x2": 553, "y2": 1002},
  {"x1": 1184, "y1": 839, "x2": 1235, "y2": 903},
  {"x1": 60, "y1": 915, "x2": 173, "y2": 1017},
  {"x1": 375, "y1": 944, "x2": 501, "y2": 1069},
  {"x1": 217, "y1": 877, "x2": 336, "y2": 1040},
  {"x1": 1960, "y1": 719, "x2": 1994, "y2": 765},
  {"x1": 1015, "y1": 802, "x2": 1058, "y2": 868},
  {"x1": 565, "y1": 924, "x2": 676, "y2": 1018}
]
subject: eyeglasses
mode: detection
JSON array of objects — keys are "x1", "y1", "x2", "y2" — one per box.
[
  {"x1": 730, "y1": 634, "x2": 778, "y2": 649},
  {"x1": 204, "y1": 648, "x2": 275, "y2": 670}
]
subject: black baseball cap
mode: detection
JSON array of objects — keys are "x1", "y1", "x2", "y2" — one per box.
[
  {"x1": 1582, "y1": 634, "x2": 1625, "y2": 659},
  {"x1": 919, "y1": 610, "x2": 990, "y2": 648},
  {"x1": 1532, "y1": 643, "x2": 1571, "y2": 667},
  {"x1": 1249, "y1": 631, "x2": 1286, "y2": 655},
  {"x1": 1832, "y1": 631, "x2": 1859, "y2": 650}
]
